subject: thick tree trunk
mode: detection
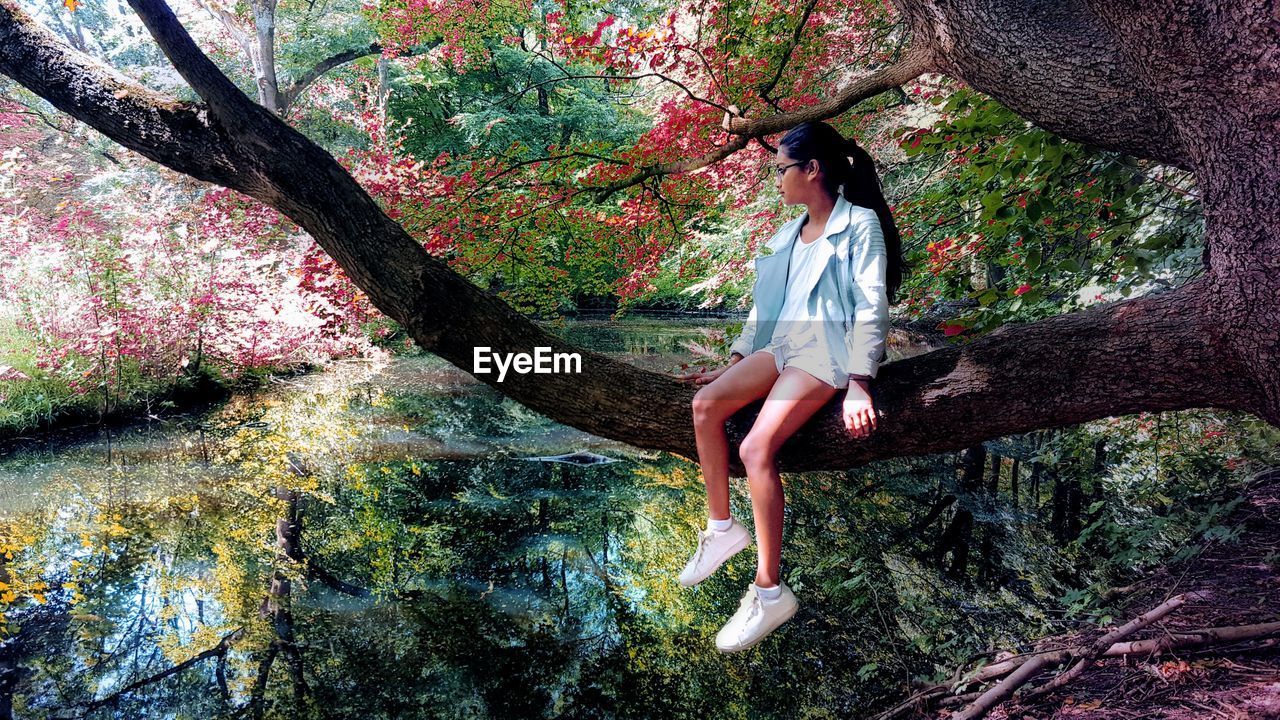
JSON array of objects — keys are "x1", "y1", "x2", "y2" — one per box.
[
  {"x1": 893, "y1": 0, "x2": 1280, "y2": 427},
  {"x1": 0, "y1": 0, "x2": 1276, "y2": 474}
]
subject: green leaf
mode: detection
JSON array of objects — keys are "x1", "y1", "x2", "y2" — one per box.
[
  {"x1": 1025, "y1": 247, "x2": 1042, "y2": 272},
  {"x1": 1025, "y1": 200, "x2": 1042, "y2": 222}
]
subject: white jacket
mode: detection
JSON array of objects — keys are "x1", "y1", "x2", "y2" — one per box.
[{"x1": 728, "y1": 195, "x2": 890, "y2": 381}]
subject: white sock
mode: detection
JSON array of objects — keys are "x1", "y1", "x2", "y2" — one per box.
[
  {"x1": 755, "y1": 583, "x2": 782, "y2": 601},
  {"x1": 706, "y1": 516, "x2": 732, "y2": 532}
]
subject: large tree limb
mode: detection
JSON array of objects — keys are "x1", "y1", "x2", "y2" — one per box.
[
  {"x1": 0, "y1": 1, "x2": 246, "y2": 188},
  {"x1": 127, "y1": 0, "x2": 266, "y2": 127}
]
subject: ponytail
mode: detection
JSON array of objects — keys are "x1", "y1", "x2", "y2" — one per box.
[{"x1": 840, "y1": 139, "x2": 903, "y2": 305}]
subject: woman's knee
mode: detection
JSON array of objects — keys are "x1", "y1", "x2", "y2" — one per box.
[
  {"x1": 738, "y1": 431, "x2": 777, "y2": 474},
  {"x1": 691, "y1": 385, "x2": 733, "y2": 426}
]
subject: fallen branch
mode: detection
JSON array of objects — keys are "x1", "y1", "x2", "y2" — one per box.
[
  {"x1": 1103, "y1": 620, "x2": 1280, "y2": 657},
  {"x1": 950, "y1": 645, "x2": 1072, "y2": 690},
  {"x1": 954, "y1": 593, "x2": 1191, "y2": 720},
  {"x1": 951, "y1": 652, "x2": 1063, "y2": 720},
  {"x1": 1024, "y1": 593, "x2": 1194, "y2": 699}
]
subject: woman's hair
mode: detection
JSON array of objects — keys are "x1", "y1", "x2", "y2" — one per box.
[{"x1": 778, "y1": 121, "x2": 904, "y2": 304}]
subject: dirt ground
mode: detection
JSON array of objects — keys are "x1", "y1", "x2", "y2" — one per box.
[{"x1": 933, "y1": 469, "x2": 1280, "y2": 720}]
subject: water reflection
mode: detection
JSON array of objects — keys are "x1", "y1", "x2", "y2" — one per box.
[{"x1": 0, "y1": 318, "x2": 1021, "y2": 719}]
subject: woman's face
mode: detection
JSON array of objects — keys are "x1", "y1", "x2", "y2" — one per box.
[{"x1": 773, "y1": 146, "x2": 817, "y2": 206}]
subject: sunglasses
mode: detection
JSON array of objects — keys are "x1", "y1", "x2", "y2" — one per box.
[{"x1": 774, "y1": 160, "x2": 809, "y2": 178}]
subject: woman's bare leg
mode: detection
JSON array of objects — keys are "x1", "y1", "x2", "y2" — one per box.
[
  {"x1": 690, "y1": 351, "x2": 780, "y2": 520},
  {"x1": 738, "y1": 368, "x2": 840, "y2": 586}
]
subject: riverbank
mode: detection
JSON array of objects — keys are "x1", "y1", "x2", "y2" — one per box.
[
  {"x1": 0, "y1": 365, "x2": 242, "y2": 446},
  {"x1": 0, "y1": 312, "x2": 732, "y2": 444},
  {"x1": 0, "y1": 314, "x2": 309, "y2": 443}
]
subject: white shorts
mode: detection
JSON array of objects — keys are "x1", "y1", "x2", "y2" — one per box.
[{"x1": 755, "y1": 333, "x2": 846, "y2": 389}]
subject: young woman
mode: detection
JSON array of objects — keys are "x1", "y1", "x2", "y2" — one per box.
[{"x1": 675, "y1": 121, "x2": 902, "y2": 653}]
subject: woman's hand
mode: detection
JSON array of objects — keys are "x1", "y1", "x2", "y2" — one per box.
[
  {"x1": 675, "y1": 365, "x2": 728, "y2": 385},
  {"x1": 842, "y1": 381, "x2": 877, "y2": 439}
]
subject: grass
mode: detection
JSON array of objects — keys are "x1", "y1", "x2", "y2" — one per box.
[{"x1": 0, "y1": 317, "x2": 230, "y2": 439}]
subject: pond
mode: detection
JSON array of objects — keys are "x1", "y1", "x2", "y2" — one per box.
[{"x1": 0, "y1": 317, "x2": 1020, "y2": 719}]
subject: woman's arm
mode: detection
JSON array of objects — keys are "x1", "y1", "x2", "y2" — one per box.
[
  {"x1": 842, "y1": 212, "x2": 890, "y2": 382},
  {"x1": 728, "y1": 298, "x2": 760, "y2": 362},
  {"x1": 841, "y1": 212, "x2": 889, "y2": 439}
]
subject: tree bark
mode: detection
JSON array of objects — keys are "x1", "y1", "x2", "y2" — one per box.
[
  {"x1": 890, "y1": 0, "x2": 1280, "y2": 424},
  {"x1": 0, "y1": 0, "x2": 1276, "y2": 474}
]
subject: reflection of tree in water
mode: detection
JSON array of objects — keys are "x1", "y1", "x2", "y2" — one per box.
[
  {"x1": 0, "y1": 367, "x2": 754, "y2": 717},
  {"x1": 0, "y1": 430, "x2": 872, "y2": 718}
]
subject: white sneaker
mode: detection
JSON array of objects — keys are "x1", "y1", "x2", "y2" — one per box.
[
  {"x1": 677, "y1": 520, "x2": 752, "y2": 587},
  {"x1": 714, "y1": 582, "x2": 799, "y2": 653}
]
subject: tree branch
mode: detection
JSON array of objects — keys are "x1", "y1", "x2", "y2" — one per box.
[
  {"x1": 2, "y1": 0, "x2": 1275, "y2": 475},
  {"x1": 890, "y1": 0, "x2": 1189, "y2": 168},
  {"x1": 497, "y1": 70, "x2": 731, "y2": 115},
  {"x1": 0, "y1": 0, "x2": 247, "y2": 188},
  {"x1": 191, "y1": 0, "x2": 253, "y2": 63},
  {"x1": 756, "y1": 0, "x2": 822, "y2": 101},
  {"x1": 84, "y1": 628, "x2": 244, "y2": 710},
  {"x1": 280, "y1": 43, "x2": 382, "y2": 110},
  {"x1": 953, "y1": 593, "x2": 1190, "y2": 719},
  {"x1": 1022, "y1": 592, "x2": 1193, "y2": 700},
  {"x1": 723, "y1": 48, "x2": 933, "y2": 137},
  {"x1": 587, "y1": 133, "x2": 752, "y2": 202},
  {"x1": 125, "y1": 0, "x2": 266, "y2": 127},
  {"x1": 583, "y1": 49, "x2": 931, "y2": 201},
  {"x1": 279, "y1": 41, "x2": 441, "y2": 113},
  {"x1": 888, "y1": 614, "x2": 1280, "y2": 720}
]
